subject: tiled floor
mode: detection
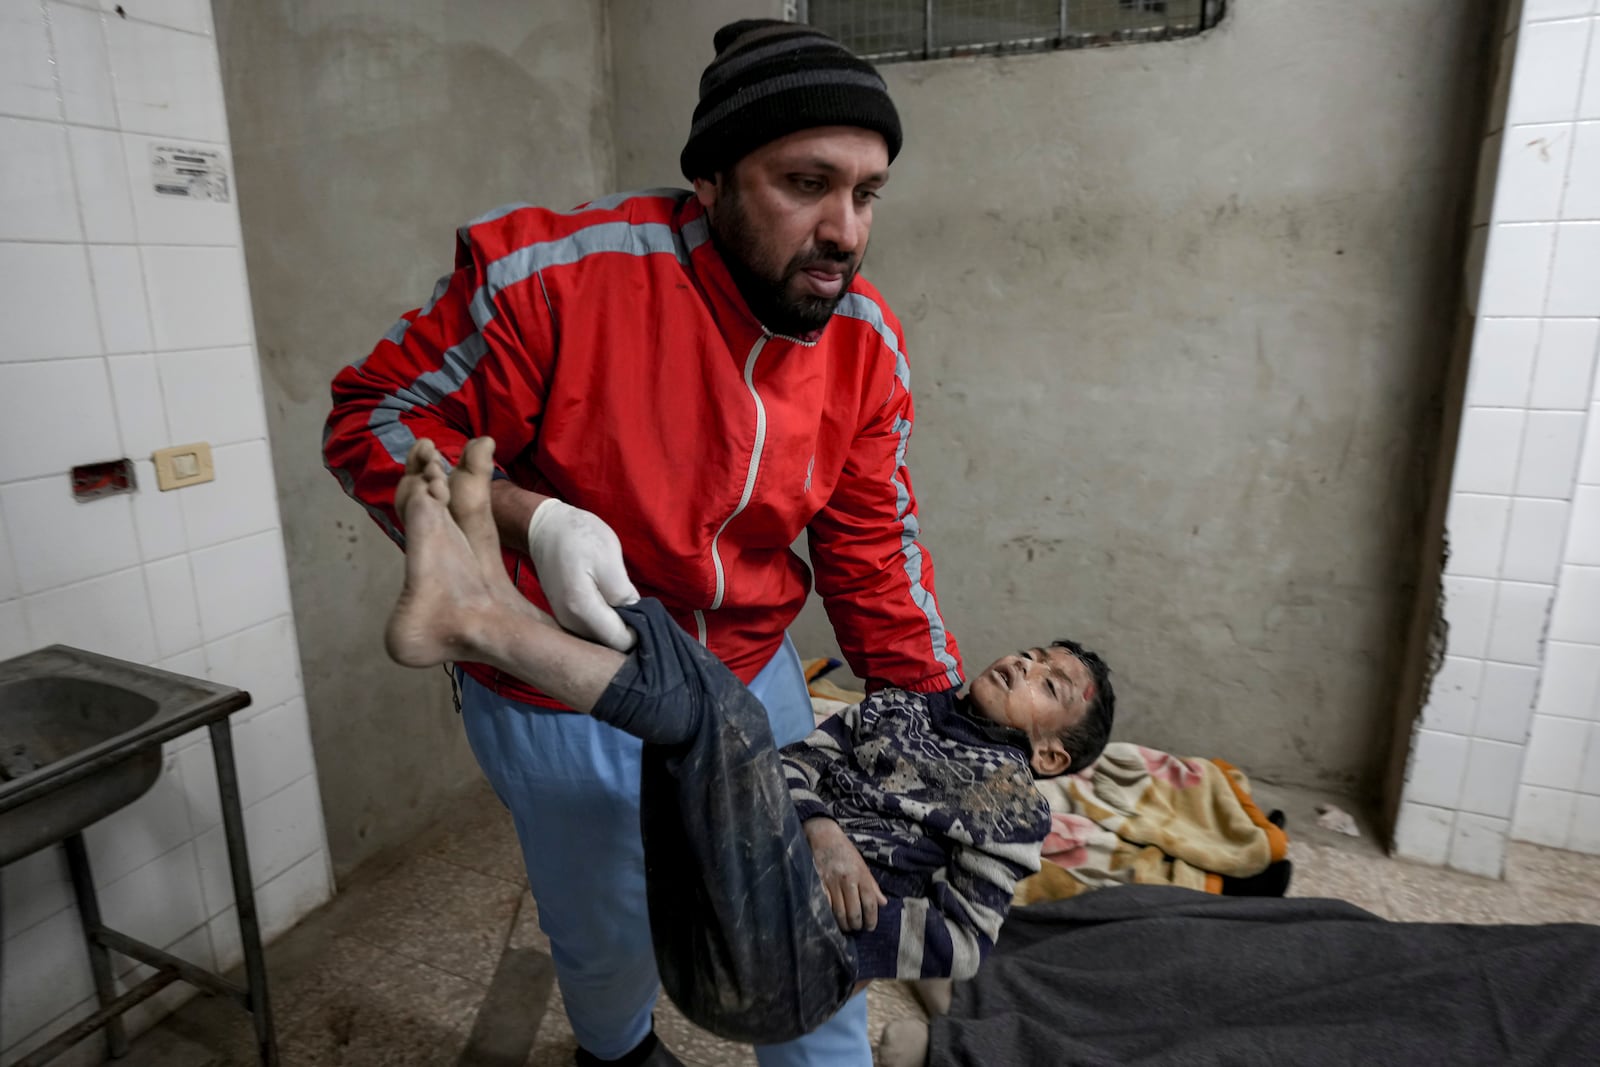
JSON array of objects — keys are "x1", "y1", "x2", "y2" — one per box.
[{"x1": 113, "y1": 782, "x2": 1600, "y2": 1067}]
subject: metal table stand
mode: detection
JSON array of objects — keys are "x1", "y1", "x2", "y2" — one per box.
[{"x1": 15, "y1": 718, "x2": 277, "y2": 1066}]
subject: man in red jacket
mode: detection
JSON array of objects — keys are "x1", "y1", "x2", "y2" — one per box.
[{"x1": 324, "y1": 19, "x2": 962, "y2": 1067}]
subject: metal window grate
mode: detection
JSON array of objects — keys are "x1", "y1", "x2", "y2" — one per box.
[{"x1": 800, "y1": 0, "x2": 1222, "y2": 63}]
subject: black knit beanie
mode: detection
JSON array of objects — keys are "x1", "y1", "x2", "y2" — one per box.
[{"x1": 680, "y1": 19, "x2": 903, "y2": 182}]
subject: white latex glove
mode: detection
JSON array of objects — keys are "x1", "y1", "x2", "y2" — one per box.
[{"x1": 525, "y1": 499, "x2": 641, "y2": 651}]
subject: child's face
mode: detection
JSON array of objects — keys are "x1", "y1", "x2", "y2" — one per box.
[{"x1": 967, "y1": 647, "x2": 1095, "y2": 776}]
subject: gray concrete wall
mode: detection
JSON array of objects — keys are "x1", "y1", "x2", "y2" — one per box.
[
  {"x1": 618, "y1": 1, "x2": 1489, "y2": 795},
  {"x1": 821, "y1": 1, "x2": 1493, "y2": 793},
  {"x1": 606, "y1": 0, "x2": 784, "y2": 190},
  {"x1": 213, "y1": 0, "x2": 615, "y2": 876}
]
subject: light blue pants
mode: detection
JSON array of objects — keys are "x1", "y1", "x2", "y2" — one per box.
[{"x1": 458, "y1": 634, "x2": 871, "y2": 1065}]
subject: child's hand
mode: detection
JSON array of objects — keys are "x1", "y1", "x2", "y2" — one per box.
[{"x1": 804, "y1": 818, "x2": 888, "y2": 932}]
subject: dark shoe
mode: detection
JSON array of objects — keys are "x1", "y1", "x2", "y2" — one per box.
[
  {"x1": 574, "y1": 1029, "x2": 684, "y2": 1067},
  {"x1": 1220, "y1": 859, "x2": 1294, "y2": 898}
]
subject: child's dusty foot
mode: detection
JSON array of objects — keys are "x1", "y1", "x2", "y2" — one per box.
[
  {"x1": 449, "y1": 437, "x2": 557, "y2": 626},
  {"x1": 445, "y1": 438, "x2": 553, "y2": 622},
  {"x1": 384, "y1": 439, "x2": 512, "y2": 668},
  {"x1": 447, "y1": 438, "x2": 502, "y2": 567},
  {"x1": 393, "y1": 437, "x2": 449, "y2": 516}
]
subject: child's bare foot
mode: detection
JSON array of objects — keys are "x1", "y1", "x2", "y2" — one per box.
[
  {"x1": 449, "y1": 437, "x2": 557, "y2": 626},
  {"x1": 387, "y1": 436, "x2": 628, "y2": 710},
  {"x1": 384, "y1": 439, "x2": 513, "y2": 668},
  {"x1": 444, "y1": 438, "x2": 552, "y2": 620},
  {"x1": 448, "y1": 437, "x2": 502, "y2": 567},
  {"x1": 392, "y1": 437, "x2": 449, "y2": 516}
]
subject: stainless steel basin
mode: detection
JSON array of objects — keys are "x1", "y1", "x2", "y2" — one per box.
[{"x1": 0, "y1": 645, "x2": 251, "y2": 867}]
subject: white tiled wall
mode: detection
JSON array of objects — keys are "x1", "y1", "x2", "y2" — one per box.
[
  {"x1": 1396, "y1": 0, "x2": 1600, "y2": 877},
  {"x1": 1514, "y1": 384, "x2": 1600, "y2": 847},
  {"x1": 0, "y1": 2, "x2": 332, "y2": 1061}
]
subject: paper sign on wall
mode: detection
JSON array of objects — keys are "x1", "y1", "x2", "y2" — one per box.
[{"x1": 150, "y1": 144, "x2": 231, "y2": 202}]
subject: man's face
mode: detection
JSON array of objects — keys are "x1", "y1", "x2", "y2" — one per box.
[
  {"x1": 695, "y1": 126, "x2": 890, "y2": 336},
  {"x1": 967, "y1": 646, "x2": 1096, "y2": 776}
]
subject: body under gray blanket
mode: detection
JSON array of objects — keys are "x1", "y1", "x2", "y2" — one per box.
[{"x1": 931, "y1": 885, "x2": 1600, "y2": 1067}]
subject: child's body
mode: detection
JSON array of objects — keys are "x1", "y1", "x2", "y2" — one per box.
[
  {"x1": 784, "y1": 688, "x2": 1072, "y2": 982},
  {"x1": 383, "y1": 436, "x2": 1114, "y2": 1043}
]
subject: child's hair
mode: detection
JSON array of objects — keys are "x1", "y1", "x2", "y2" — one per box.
[{"x1": 1049, "y1": 639, "x2": 1115, "y2": 774}]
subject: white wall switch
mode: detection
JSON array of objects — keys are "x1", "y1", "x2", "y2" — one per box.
[{"x1": 152, "y1": 442, "x2": 215, "y2": 491}]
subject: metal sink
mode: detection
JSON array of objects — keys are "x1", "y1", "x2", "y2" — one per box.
[
  {"x1": 0, "y1": 645, "x2": 276, "y2": 1066},
  {"x1": 0, "y1": 645, "x2": 250, "y2": 867}
]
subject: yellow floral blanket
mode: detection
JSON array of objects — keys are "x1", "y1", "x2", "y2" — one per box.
[{"x1": 1014, "y1": 744, "x2": 1288, "y2": 904}]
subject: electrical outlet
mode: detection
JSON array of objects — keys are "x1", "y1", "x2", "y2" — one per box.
[
  {"x1": 71, "y1": 459, "x2": 136, "y2": 501},
  {"x1": 152, "y1": 442, "x2": 214, "y2": 491}
]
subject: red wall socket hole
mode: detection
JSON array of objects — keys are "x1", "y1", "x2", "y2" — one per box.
[{"x1": 71, "y1": 459, "x2": 136, "y2": 502}]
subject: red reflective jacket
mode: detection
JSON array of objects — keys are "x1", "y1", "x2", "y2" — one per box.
[{"x1": 323, "y1": 189, "x2": 963, "y2": 706}]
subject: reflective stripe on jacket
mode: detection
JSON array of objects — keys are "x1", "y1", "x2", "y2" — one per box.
[{"x1": 324, "y1": 189, "x2": 963, "y2": 704}]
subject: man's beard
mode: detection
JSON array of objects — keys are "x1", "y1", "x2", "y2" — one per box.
[{"x1": 709, "y1": 183, "x2": 861, "y2": 337}]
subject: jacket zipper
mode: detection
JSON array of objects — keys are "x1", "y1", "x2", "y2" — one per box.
[{"x1": 700, "y1": 335, "x2": 772, "y2": 644}]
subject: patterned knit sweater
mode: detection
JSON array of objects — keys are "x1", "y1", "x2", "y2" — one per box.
[{"x1": 780, "y1": 690, "x2": 1052, "y2": 981}]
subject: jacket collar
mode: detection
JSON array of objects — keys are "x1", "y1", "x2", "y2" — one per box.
[{"x1": 921, "y1": 690, "x2": 1037, "y2": 765}]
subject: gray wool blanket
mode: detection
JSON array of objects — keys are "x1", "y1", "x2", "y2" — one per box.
[{"x1": 930, "y1": 885, "x2": 1600, "y2": 1066}]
